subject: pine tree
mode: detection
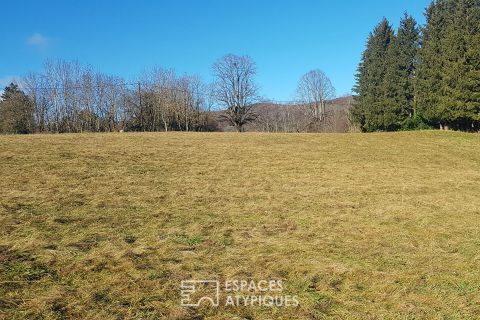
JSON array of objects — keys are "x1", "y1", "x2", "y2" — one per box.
[
  {"x1": 438, "y1": 0, "x2": 468, "y2": 130},
  {"x1": 382, "y1": 13, "x2": 420, "y2": 130},
  {"x1": 462, "y1": 3, "x2": 480, "y2": 130},
  {"x1": 352, "y1": 18, "x2": 393, "y2": 132},
  {"x1": 440, "y1": 0, "x2": 480, "y2": 130},
  {"x1": 0, "y1": 83, "x2": 35, "y2": 134},
  {"x1": 415, "y1": 1, "x2": 446, "y2": 128},
  {"x1": 416, "y1": 0, "x2": 480, "y2": 130}
]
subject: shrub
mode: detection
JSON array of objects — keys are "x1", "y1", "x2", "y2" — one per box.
[{"x1": 401, "y1": 114, "x2": 432, "y2": 131}]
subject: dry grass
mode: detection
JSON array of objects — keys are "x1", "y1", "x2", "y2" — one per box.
[{"x1": 1, "y1": 131, "x2": 480, "y2": 319}]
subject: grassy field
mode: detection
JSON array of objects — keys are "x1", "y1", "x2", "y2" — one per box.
[{"x1": 1, "y1": 131, "x2": 480, "y2": 319}]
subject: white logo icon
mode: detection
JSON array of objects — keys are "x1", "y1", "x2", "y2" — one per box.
[{"x1": 180, "y1": 280, "x2": 220, "y2": 307}]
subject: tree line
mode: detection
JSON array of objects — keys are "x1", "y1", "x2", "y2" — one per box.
[
  {"x1": 0, "y1": 60, "x2": 216, "y2": 134},
  {"x1": 0, "y1": 54, "x2": 339, "y2": 134},
  {"x1": 352, "y1": 0, "x2": 480, "y2": 132}
]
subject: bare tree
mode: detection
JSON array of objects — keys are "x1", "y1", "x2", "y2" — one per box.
[
  {"x1": 212, "y1": 54, "x2": 259, "y2": 132},
  {"x1": 20, "y1": 59, "x2": 216, "y2": 134},
  {"x1": 23, "y1": 60, "x2": 128, "y2": 133},
  {"x1": 135, "y1": 67, "x2": 209, "y2": 132},
  {"x1": 296, "y1": 69, "x2": 335, "y2": 121}
]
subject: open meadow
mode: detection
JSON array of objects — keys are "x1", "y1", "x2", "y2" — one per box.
[{"x1": 1, "y1": 131, "x2": 480, "y2": 319}]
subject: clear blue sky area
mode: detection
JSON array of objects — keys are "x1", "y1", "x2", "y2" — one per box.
[{"x1": 1, "y1": 0, "x2": 431, "y2": 101}]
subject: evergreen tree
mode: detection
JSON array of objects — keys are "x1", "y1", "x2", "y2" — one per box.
[
  {"x1": 352, "y1": 18, "x2": 393, "y2": 132},
  {"x1": 437, "y1": 0, "x2": 468, "y2": 129},
  {"x1": 416, "y1": 0, "x2": 480, "y2": 130},
  {"x1": 0, "y1": 83, "x2": 35, "y2": 134},
  {"x1": 415, "y1": 1, "x2": 447, "y2": 128},
  {"x1": 462, "y1": 3, "x2": 480, "y2": 130},
  {"x1": 382, "y1": 13, "x2": 420, "y2": 130},
  {"x1": 440, "y1": 0, "x2": 480, "y2": 130}
]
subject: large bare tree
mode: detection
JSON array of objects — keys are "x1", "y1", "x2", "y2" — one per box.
[
  {"x1": 212, "y1": 54, "x2": 259, "y2": 132},
  {"x1": 296, "y1": 69, "x2": 335, "y2": 120}
]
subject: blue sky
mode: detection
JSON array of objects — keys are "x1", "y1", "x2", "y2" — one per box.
[{"x1": 1, "y1": 0, "x2": 430, "y2": 101}]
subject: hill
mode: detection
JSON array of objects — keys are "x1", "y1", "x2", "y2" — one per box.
[
  {"x1": 1, "y1": 131, "x2": 480, "y2": 319},
  {"x1": 217, "y1": 96, "x2": 354, "y2": 133}
]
